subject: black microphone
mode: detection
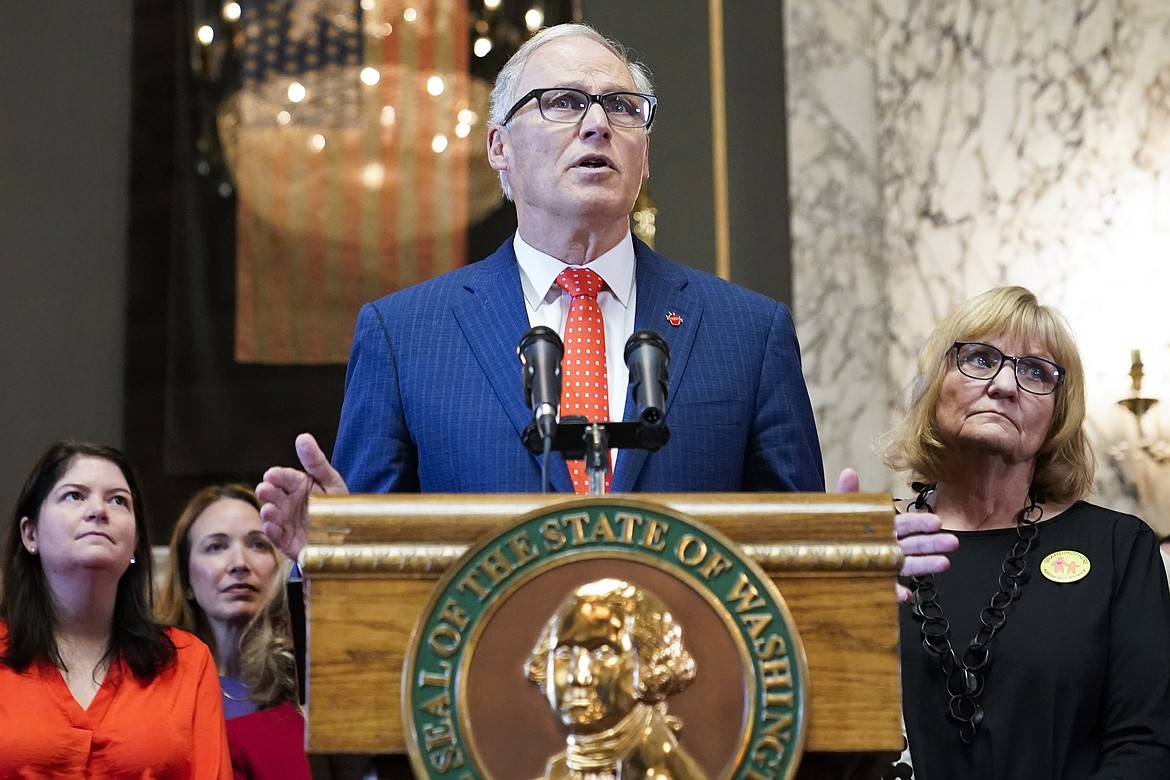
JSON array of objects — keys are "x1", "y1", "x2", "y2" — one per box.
[
  {"x1": 518, "y1": 326, "x2": 563, "y2": 440},
  {"x1": 624, "y1": 330, "x2": 669, "y2": 426}
]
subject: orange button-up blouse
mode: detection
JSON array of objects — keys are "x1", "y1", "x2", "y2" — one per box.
[{"x1": 0, "y1": 623, "x2": 231, "y2": 779}]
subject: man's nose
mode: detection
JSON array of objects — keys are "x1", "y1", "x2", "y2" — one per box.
[{"x1": 578, "y1": 101, "x2": 612, "y2": 138}]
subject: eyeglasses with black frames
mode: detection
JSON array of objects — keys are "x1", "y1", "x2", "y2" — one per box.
[
  {"x1": 950, "y1": 341, "x2": 1065, "y2": 395},
  {"x1": 502, "y1": 87, "x2": 657, "y2": 129}
]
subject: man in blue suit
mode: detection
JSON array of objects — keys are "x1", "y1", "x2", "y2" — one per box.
[
  {"x1": 257, "y1": 23, "x2": 826, "y2": 556},
  {"x1": 258, "y1": 23, "x2": 957, "y2": 588}
]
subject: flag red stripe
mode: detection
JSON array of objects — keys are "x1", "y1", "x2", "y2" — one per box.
[
  {"x1": 267, "y1": 128, "x2": 291, "y2": 363},
  {"x1": 414, "y1": 10, "x2": 437, "y2": 282},
  {"x1": 303, "y1": 136, "x2": 328, "y2": 362},
  {"x1": 341, "y1": 127, "x2": 364, "y2": 350},
  {"x1": 378, "y1": 5, "x2": 400, "y2": 294},
  {"x1": 235, "y1": 146, "x2": 258, "y2": 360}
]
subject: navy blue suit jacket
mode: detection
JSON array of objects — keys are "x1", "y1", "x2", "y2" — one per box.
[{"x1": 333, "y1": 237, "x2": 824, "y2": 494}]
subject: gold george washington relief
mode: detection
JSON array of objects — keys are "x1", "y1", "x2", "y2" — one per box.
[{"x1": 525, "y1": 579, "x2": 704, "y2": 779}]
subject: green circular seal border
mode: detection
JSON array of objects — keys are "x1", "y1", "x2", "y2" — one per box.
[{"x1": 402, "y1": 497, "x2": 809, "y2": 780}]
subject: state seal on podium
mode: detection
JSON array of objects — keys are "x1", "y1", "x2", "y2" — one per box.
[{"x1": 403, "y1": 498, "x2": 809, "y2": 779}]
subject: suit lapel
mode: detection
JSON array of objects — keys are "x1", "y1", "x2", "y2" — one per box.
[
  {"x1": 612, "y1": 242, "x2": 703, "y2": 492},
  {"x1": 452, "y1": 240, "x2": 574, "y2": 493}
]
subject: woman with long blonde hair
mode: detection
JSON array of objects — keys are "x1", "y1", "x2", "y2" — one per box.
[{"x1": 159, "y1": 484, "x2": 310, "y2": 780}]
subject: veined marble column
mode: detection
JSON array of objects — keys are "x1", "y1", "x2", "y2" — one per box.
[
  {"x1": 787, "y1": 0, "x2": 1170, "y2": 529},
  {"x1": 785, "y1": 0, "x2": 892, "y2": 492}
]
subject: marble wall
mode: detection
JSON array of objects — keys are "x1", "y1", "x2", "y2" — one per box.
[{"x1": 786, "y1": 0, "x2": 1170, "y2": 532}]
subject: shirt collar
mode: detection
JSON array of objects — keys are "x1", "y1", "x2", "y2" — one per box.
[{"x1": 514, "y1": 232, "x2": 636, "y2": 310}]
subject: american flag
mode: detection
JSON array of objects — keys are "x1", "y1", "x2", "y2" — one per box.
[{"x1": 227, "y1": 0, "x2": 491, "y2": 364}]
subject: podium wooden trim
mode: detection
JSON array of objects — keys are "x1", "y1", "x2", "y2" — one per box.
[{"x1": 301, "y1": 492, "x2": 903, "y2": 761}]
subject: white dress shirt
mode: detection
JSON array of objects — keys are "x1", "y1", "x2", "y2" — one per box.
[{"x1": 1161, "y1": 548, "x2": 1170, "y2": 595}]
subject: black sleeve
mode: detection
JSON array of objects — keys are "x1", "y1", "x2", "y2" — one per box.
[{"x1": 1089, "y1": 522, "x2": 1170, "y2": 779}]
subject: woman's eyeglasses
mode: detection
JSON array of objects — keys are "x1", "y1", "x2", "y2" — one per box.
[{"x1": 950, "y1": 341, "x2": 1065, "y2": 395}]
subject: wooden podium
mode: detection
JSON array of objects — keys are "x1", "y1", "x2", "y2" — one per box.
[{"x1": 301, "y1": 492, "x2": 903, "y2": 778}]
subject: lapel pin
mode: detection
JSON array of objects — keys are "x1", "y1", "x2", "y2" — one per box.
[
  {"x1": 1040, "y1": 550, "x2": 1091, "y2": 583},
  {"x1": 665, "y1": 311, "x2": 683, "y2": 327}
]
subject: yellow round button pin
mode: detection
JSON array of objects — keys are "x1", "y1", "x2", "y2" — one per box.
[{"x1": 1040, "y1": 550, "x2": 1090, "y2": 583}]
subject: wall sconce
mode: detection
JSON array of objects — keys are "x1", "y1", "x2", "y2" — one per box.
[{"x1": 1118, "y1": 349, "x2": 1169, "y2": 464}]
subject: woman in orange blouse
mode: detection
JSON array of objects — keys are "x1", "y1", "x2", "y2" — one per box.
[{"x1": 0, "y1": 441, "x2": 231, "y2": 778}]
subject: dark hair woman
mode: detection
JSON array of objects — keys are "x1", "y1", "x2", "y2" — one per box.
[{"x1": 0, "y1": 441, "x2": 230, "y2": 777}]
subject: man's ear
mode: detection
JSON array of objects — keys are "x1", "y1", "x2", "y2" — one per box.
[
  {"x1": 641, "y1": 135, "x2": 650, "y2": 181},
  {"x1": 487, "y1": 125, "x2": 509, "y2": 173}
]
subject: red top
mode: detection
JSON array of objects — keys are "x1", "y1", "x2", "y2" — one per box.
[
  {"x1": 225, "y1": 699, "x2": 311, "y2": 780},
  {"x1": 0, "y1": 623, "x2": 231, "y2": 779}
]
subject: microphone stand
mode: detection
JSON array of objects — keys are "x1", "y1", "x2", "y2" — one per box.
[
  {"x1": 583, "y1": 424, "x2": 609, "y2": 495},
  {"x1": 522, "y1": 417, "x2": 669, "y2": 494},
  {"x1": 540, "y1": 430, "x2": 554, "y2": 494}
]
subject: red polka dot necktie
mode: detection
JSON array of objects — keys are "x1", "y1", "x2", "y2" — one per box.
[{"x1": 556, "y1": 267, "x2": 611, "y2": 494}]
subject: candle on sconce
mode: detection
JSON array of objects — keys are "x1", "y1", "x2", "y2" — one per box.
[{"x1": 1126, "y1": 349, "x2": 1148, "y2": 398}]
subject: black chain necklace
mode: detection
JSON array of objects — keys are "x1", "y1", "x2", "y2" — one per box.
[{"x1": 907, "y1": 481, "x2": 1043, "y2": 745}]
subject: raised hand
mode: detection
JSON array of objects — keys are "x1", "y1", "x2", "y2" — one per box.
[
  {"x1": 836, "y1": 468, "x2": 958, "y2": 602},
  {"x1": 892, "y1": 512, "x2": 958, "y2": 602},
  {"x1": 256, "y1": 433, "x2": 349, "y2": 560}
]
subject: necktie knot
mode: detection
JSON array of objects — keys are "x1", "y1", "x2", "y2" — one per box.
[{"x1": 556, "y1": 267, "x2": 605, "y2": 300}]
